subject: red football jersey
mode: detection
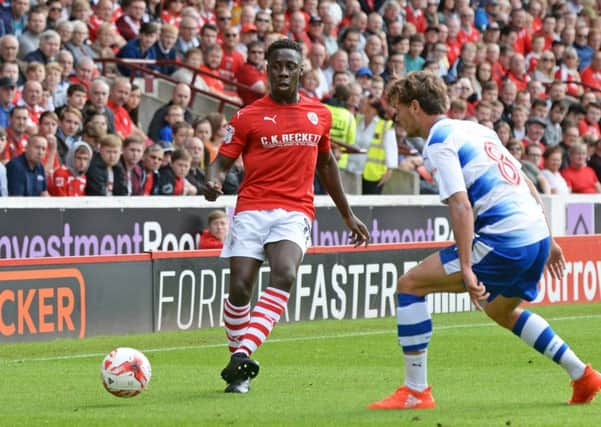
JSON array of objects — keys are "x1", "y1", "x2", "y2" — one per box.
[
  {"x1": 219, "y1": 95, "x2": 332, "y2": 220},
  {"x1": 48, "y1": 166, "x2": 87, "y2": 196}
]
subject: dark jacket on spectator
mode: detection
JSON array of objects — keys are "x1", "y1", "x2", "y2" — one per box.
[
  {"x1": 147, "y1": 102, "x2": 193, "y2": 142},
  {"x1": 116, "y1": 38, "x2": 159, "y2": 76},
  {"x1": 120, "y1": 158, "x2": 144, "y2": 195},
  {"x1": 85, "y1": 152, "x2": 128, "y2": 195},
  {"x1": 23, "y1": 48, "x2": 53, "y2": 64},
  {"x1": 158, "y1": 165, "x2": 184, "y2": 195},
  {"x1": 187, "y1": 166, "x2": 205, "y2": 195},
  {"x1": 6, "y1": 154, "x2": 47, "y2": 196},
  {"x1": 151, "y1": 41, "x2": 178, "y2": 75}
]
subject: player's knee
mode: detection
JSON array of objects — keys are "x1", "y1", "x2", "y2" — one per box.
[
  {"x1": 229, "y1": 279, "x2": 255, "y2": 304},
  {"x1": 397, "y1": 274, "x2": 417, "y2": 294},
  {"x1": 270, "y1": 267, "x2": 297, "y2": 290}
]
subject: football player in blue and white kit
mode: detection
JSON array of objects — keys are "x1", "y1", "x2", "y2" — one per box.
[{"x1": 369, "y1": 71, "x2": 601, "y2": 410}]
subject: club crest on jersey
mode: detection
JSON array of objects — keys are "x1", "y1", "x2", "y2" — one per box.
[
  {"x1": 307, "y1": 112, "x2": 318, "y2": 125},
  {"x1": 224, "y1": 124, "x2": 235, "y2": 143}
]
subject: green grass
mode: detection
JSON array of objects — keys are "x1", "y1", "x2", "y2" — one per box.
[{"x1": 1, "y1": 304, "x2": 600, "y2": 426}]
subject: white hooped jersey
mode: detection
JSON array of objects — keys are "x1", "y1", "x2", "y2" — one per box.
[{"x1": 423, "y1": 118, "x2": 549, "y2": 248}]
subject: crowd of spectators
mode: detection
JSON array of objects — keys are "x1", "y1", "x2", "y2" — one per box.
[{"x1": 1, "y1": 0, "x2": 601, "y2": 197}]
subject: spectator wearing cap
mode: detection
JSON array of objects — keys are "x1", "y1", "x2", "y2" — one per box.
[
  {"x1": 482, "y1": 21, "x2": 501, "y2": 45},
  {"x1": 580, "y1": 51, "x2": 601, "y2": 93},
  {"x1": 6, "y1": 134, "x2": 49, "y2": 196},
  {"x1": 355, "y1": 67, "x2": 373, "y2": 92},
  {"x1": 0, "y1": 76, "x2": 15, "y2": 128},
  {"x1": 307, "y1": 15, "x2": 325, "y2": 47},
  {"x1": 116, "y1": 22, "x2": 159, "y2": 77},
  {"x1": 0, "y1": 0, "x2": 30, "y2": 38},
  {"x1": 17, "y1": 5, "x2": 47, "y2": 60},
  {"x1": 24, "y1": 30, "x2": 61, "y2": 64},
  {"x1": 474, "y1": 0, "x2": 499, "y2": 32},
  {"x1": 235, "y1": 40, "x2": 267, "y2": 106},
  {"x1": 116, "y1": 0, "x2": 147, "y2": 41},
  {"x1": 522, "y1": 116, "x2": 547, "y2": 155}
]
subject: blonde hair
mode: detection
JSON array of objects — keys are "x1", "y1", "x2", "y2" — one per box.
[{"x1": 99, "y1": 134, "x2": 122, "y2": 148}]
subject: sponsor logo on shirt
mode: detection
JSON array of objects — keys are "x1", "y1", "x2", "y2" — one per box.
[
  {"x1": 259, "y1": 133, "x2": 321, "y2": 147},
  {"x1": 224, "y1": 124, "x2": 235, "y2": 143},
  {"x1": 307, "y1": 112, "x2": 318, "y2": 125},
  {"x1": 263, "y1": 115, "x2": 277, "y2": 124}
]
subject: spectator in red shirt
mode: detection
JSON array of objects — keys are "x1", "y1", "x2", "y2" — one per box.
[
  {"x1": 201, "y1": 43, "x2": 242, "y2": 103},
  {"x1": 445, "y1": 16, "x2": 462, "y2": 66},
  {"x1": 161, "y1": 0, "x2": 184, "y2": 27},
  {"x1": 48, "y1": 140, "x2": 92, "y2": 196},
  {"x1": 561, "y1": 142, "x2": 601, "y2": 193},
  {"x1": 580, "y1": 50, "x2": 601, "y2": 93},
  {"x1": 107, "y1": 77, "x2": 147, "y2": 141},
  {"x1": 236, "y1": 40, "x2": 267, "y2": 106},
  {"x1": 457, "y1": 7, "x2": 480, "y2": 45},
  {"x1": 18, "y1": 80, "x2": 44, "y2": 126},
  {"x1": 116, "y1": 0, "x2": 146, "y2": 41},
  {"x1": 5, "y1": 106, "x2": 29, "y2": 161},
  {"x1": 505, "y1": 53, "x2": 531, "y2": 91},
  {"x1": 578, "y1": 102, "x2": 601, "y2": 140},
  {"x1": 219, "y1": 26, "x2": 244, "y2": 84},
  {"x1": 68, "y1": 56, "x2": 95, "y2": 91},
  {"x1": 510, "y1": 8, "x2": 532, "y2": 55},
  {"x1": 199, "y1": 209, "x2": 229, "y2": 249}
]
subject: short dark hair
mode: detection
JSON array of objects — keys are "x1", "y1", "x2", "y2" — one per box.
[
  {"x1": 67, "y1": 83, "x2": 87, "y2": 96},
  {"x1": 266, "y1": 38, "x2": 302, "y2": 63}
]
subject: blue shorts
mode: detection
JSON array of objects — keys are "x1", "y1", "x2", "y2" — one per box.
[{"x1": 439, "y1": 236, "x2": 551, "y2": 302}]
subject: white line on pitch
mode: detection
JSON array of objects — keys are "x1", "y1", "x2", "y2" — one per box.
[{"x1": 4, "y1": 313, "x2": 601, "y2": 364}]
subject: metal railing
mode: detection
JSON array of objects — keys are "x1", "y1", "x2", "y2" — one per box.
[{"x1": 95, "y1": 58, "x2": 249, "y2": 112}]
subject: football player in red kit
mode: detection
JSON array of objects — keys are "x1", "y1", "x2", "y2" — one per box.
[{"x1": 205, "y1": 39, "x2": 370, "y2": 393}]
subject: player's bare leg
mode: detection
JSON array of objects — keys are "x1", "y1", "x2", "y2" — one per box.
[
  {"x1": 221, "y1": 257, "x2": 261, "y2": 393},
  {"x1": 222, "y1": 241, "x2": 303, "y2": 392},
  {"x1": 484, "y1": 295, "x2": 601, "y2": 404},
  {"x1": 369, "y1": 251, "x2": 465, "y2": 409}
]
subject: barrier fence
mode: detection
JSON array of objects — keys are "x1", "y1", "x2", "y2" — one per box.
[{"x1": 1, "y1": 236, "x2": 600, "y2": 343}]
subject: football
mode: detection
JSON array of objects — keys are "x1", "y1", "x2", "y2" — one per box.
[{"x1": 100, "y1": 347, "x2": 152, "y2": 397}]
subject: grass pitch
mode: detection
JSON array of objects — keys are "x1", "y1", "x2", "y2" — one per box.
[{"x1": 1, "y1": 303, "x2": 600, "y2": 427}]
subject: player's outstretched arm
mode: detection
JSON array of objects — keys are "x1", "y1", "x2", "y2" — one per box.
[
  {"x1": 316, "y1": 150, "x2": 370, "y2": 246},
  {"x1": 204, "y1": 154, "x2": 236, "y2": 201},
  {"x1": 523, "y1": 172, "x2": 566, "y2": 279}
]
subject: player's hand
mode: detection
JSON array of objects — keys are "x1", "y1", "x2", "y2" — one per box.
[
  {"x1": 204, "y1": 180, "x2": 223, "y2": 201},
  {"x1": 546, "y1": 239, "x2": 566, "y2": 280},
  {"x1": 343, "y1": 215, "x2": 370, "y2": 247},
  {"x1": 464, "y1": 269, "x2": 489, "y2": 311}
]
